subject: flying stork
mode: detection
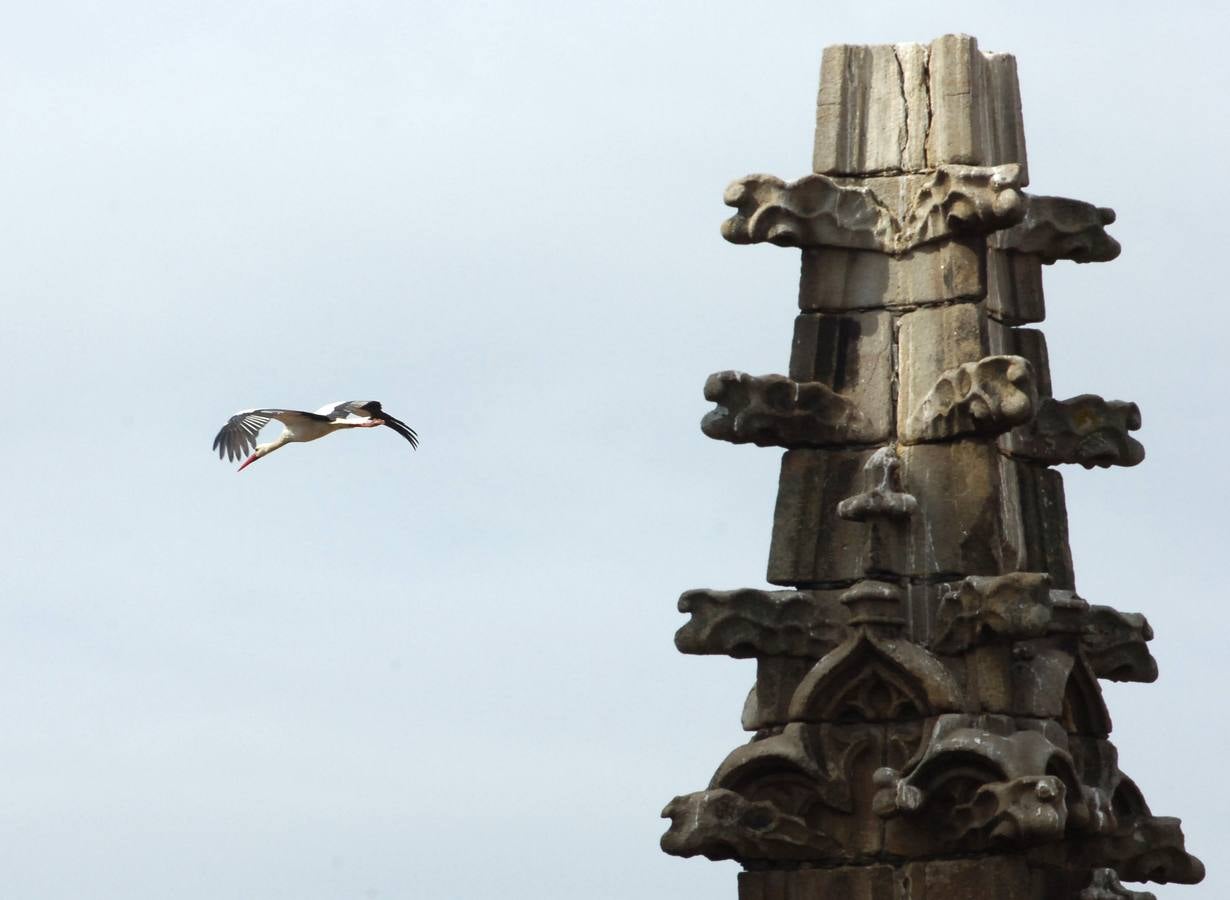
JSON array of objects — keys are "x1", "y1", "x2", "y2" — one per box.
[{"x1": 212, "y1": 400, "x2": 419, "y2": 471}]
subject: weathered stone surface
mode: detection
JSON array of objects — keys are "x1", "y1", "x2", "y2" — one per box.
[
  {"x1": 987, "y1": 248, "x2": 1046, "y2": 324},
  {"x1": 902, "y1": 355, "x2": 1037, "y2": 443},
  {"x1": 1090, "y1": 815, "x2": 1206, "y2": 885},
  {"x1": 721, "y1": 166, "x2": 1024, "y2": 253},
  {"x1": 926, "y1": 35, "x2": 1029, "y2": 180},
  {"x1": 675, "y1": 588, "x2": 849, "y2": 658},
  {"x1": 996, "y1": 196, "x2": 1120, "y2": 264},
  {"x1": 876, "y1": 714, "x2": 1081, "y2": 850},
  {"x1": 798, "y1": 239, "x2": 985, "y2": 311},
  {"x1": 837, "y1": 447, "x2": 918, "y2": 522},
  {"x1": 896, "y1": 303, "x2": 995, "y2": 440},
  {"x1": 1080, "y1": 868, "x2": 1156, "y2": 900},
  {"x1": 769, "y1": 447, "x2": 880, "y2": 585},
  {"x1": 739, "y1": 866, "x2": 897, "y2": 900},
  {"x1": 1081, "y1": 606, "x2": 1157, "y2": 684},
  {"x1": 790, "y1": 631, "x2": 962, "y2": 723},
  {"x1": 790, "y1": 310, "x2": 894, "y2": 438},
  {"x1": 814, "y1": 41, "x2": 929, "y2": 176},
  {"x1": 813, "y1": 35, "x2": 1028, "y2": 183},
  {"x1": 660, "y1": 788, "x2": 839, "y2": 861},
  {"x1": 1015, "y1": 461, "x2": 1076, "y2": 590},
  {"x1": 702, "y1": 371, "x2": 881, "y2": 447},
  {"x1": 932, "y1": 572, "x2": 1052, "y2": 652},
  {"x1": 742, "y1": 657, "x2": 817, "y2": 730},
  {"x1": 1008, "y1": 395, "x2": 1145, "y2": 468},
  {"x1": 900, "y1": 441, "x2": 1025, "y2": 577},
  {"x1": 989, "y1": 323, "x2": 1052, "y2": 397}
]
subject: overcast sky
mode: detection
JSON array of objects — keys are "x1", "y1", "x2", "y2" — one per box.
[{"x1": 1, "y1": 2, "x2": 1225, "y2": 898}]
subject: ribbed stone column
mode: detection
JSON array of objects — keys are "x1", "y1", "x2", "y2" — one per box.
[{"x1": 662, "y1": 34, "x2": 1202, "y2": 900}]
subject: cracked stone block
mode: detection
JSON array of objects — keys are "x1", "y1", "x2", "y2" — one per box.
[
  {"x1": 790, "y1": 310, "x2": 894, "y2": 440},
  {"x1": 899, "y1": 440, "x2": 1025, "y2": 577},
  {"x1": 797, "y1": 239, "x2": 985, "y2": 312},
  {"x1": 813, "y1": 42, "x2": 929, "y2": 176},
  {"x1": 987, "y1": 248, "x2": 1046, "y2": 324},
  {"x1": 925, "y1": 34, "x2": 1029, "y2": 182},
  {"x1": 812, "y1": 35, "x2": 1026, "y2": 183},
  {"x1": 768, "y1": 447, "x2": 892, "y2": 585}
]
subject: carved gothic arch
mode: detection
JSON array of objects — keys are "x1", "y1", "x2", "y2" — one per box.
[{"x1": 788, "y1": 632, "x2": 962, "y2": 723}]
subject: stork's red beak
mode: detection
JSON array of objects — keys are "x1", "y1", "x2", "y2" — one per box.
[{"x1": 237, "y1": 453, "x2": 260, "y2": 472}]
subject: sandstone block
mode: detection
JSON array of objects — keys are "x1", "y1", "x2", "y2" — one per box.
[
  {"x1": 790, "y1": 310, "x2": 894, "y2": 440},
  {"x1": 987, "y1": 248, "x2": 1046, "y2": 324},
  {"x1": 798, "y1": 239, "x2": 985, "y2": 312},
  {"x1": 768, "y1": 448, "x2": 882, "y2": 585}
]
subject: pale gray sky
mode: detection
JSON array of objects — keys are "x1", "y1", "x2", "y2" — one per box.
[{"x1": 0, "y1": 2, "x2": 1224, "y2": 897}]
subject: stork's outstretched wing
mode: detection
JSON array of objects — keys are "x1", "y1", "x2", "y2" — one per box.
[
  {"x1": 319, "y1": 400, "x2": 419, "y2": 449},
  {"x1": 211, "y1": 409, "x2": 321, "y2": 461}
]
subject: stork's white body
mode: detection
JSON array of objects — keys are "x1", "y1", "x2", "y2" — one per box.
[{"x1": 212, "y1": 400, "x2": 419, "y2": 471}]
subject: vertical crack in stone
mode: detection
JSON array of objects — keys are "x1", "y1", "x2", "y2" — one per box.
[{"x1": 892, "y1": 44, "x2": 909, "y2": 169}]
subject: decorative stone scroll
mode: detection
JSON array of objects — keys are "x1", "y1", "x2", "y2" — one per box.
[{"x1": 721, "y1": 164, "x2": 1024, "y2": 253}]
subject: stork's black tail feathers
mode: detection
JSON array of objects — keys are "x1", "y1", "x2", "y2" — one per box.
[{"x1": 360, "y1": 401, "x2": 419, "y2": 449}]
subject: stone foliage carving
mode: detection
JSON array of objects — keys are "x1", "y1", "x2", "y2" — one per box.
[
  {"x1": 721, "y1": 164, "x2": 1024, "y2": 253},
  {"x1": 873, "y1": 715, "x2": 1081, "y2": 847},
  {"x1": 701, "y1": 370, "x2": 876, "y2": 447},
  {"x1": 1082, "y1": 606, "x2": 1157, "y2": 683},
  {"x1": 1093, "y1": 816, "x2": 1206, "y2": 885},
  {"x1": 996, "y1": 196, "x2": 1121, "y2": 264},
  {"x1": 1009, "y1": 395, "x2": 1145, "y2": 468},
  {"x1": 659, "y1": 789, "x2": 838, "y2": 861},
  {"x1": 674, "y1": 588, "x2": 849, "y2": 658},
  {"x1": 932, "y1": 572, "x2": 1052, "y2": 652},
  {"x1": 903, "y1": 354, "x2": 1037, "y2": 443}
]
